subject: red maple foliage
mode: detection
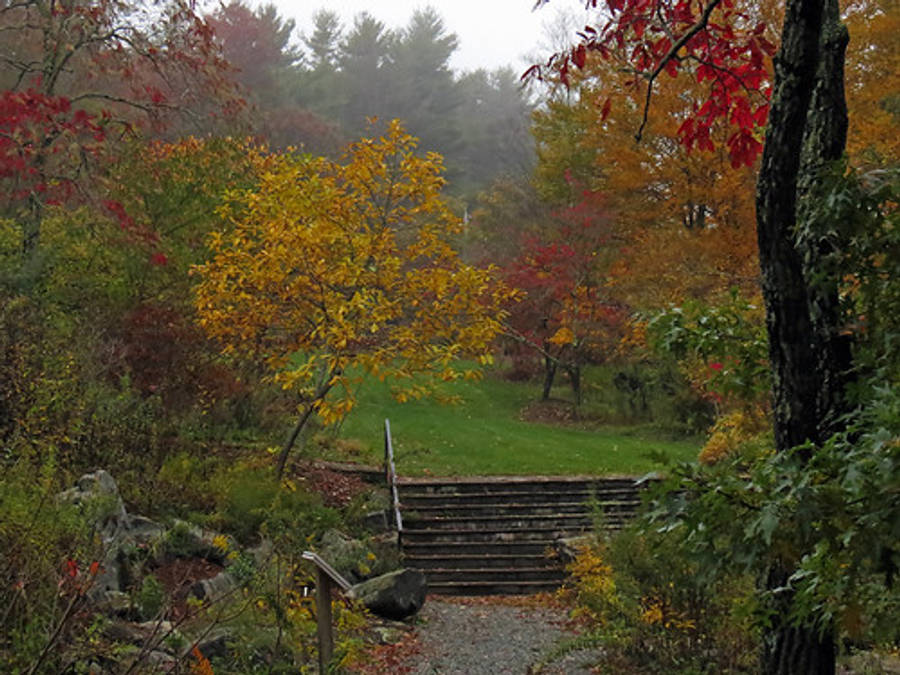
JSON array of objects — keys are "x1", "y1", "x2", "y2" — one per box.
[
  {"x1": 0, "y1": 90, "x2": 106, "y2": 208},
  {"x1": 528, "y1": 0, "x2": 776, "y2": 167},
  {"x1": 502, "y1": 185, "x2": 626, "y2": 400}
]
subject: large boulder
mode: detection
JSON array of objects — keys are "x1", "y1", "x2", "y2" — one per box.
[
  {"x1": 190, "y1": 571, "x2": 237, "y2": 604},
  {"x1": 57, "y1": 469, "x2": 127, "y2": 541},
  {"x1": 347, "y1": 568, "x2": 427, "y2": 621}
]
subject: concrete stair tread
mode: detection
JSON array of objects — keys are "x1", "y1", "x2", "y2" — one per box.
[
  {"x1": 402, "y1": 530, "x2": 589, "y2": 544},
  {"x1": 404, "y1": 513, "x2": 621, "y2": 522},
  {"x1": 400, "y1": 494, "x2": 640, "y2": 507},
  {"x1": 404, "y1": 525, "x2": 585, "y2": 534},
  {"x1": 406, "y1": 553, "x2": 553, "y2": 561}
]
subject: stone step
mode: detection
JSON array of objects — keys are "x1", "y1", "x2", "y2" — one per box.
[
  {"x1": 420, "y1": 567, "x2": 566, "y2": 584},
  {"x1": 399, "y1": 491, "x2": 641, "y2": 509},
  {"x1": 395, "y1": 474, "x2": 646, "y2": 595},
  {"x1": 426, "y1": 580, "x2": 562, "y2": 596},
  {"x1": 402, "y1": 526, "x2": 589, "y2": 544},
  {"x1": 405, "y1": 554, "x2": 555, "y2": 570},
  {"x1": 402, "y1": 540, "x2": 558, "y2": 557},
  {"x1": 402, "y1": 513, "x2": 633, "y2": 531},
  {"x1": 398, "y1": 477, "x2": 639, "y2": 495},
  {"x1": 405, "y1": 501, "x2": 639, "y2": 517}
]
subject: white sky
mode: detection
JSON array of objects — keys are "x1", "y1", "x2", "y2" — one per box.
[{"x1": 261, "y1": 1, "x2": 595, "y2": 73}]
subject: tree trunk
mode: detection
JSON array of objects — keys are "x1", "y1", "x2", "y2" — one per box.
[
  {"x1": 762, "y1": 564, "x2": 836, "y2": 674},
  {"x1": 276, "y1": 402, "x2": 317, "y2": 480},
  {"x1": 276, "y1": 370, "x2": 335, "y2": 479},
  {"x1": 755, "y1": 0, "x2": 849, "y2": 671},
  {"x1": 541, "y1": 355, "x2": 557, "y2": 400},
  {"x1": 566, "y1": 364, "x2": 582, "y2": 407}
]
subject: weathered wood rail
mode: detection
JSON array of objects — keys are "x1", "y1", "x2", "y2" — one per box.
[{"x1": 384, "y1": 419, "x2": 403, "y2": 544}]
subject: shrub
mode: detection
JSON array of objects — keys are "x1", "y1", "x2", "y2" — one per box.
[
  {"x1": 137, "y1": 574, "x2": 166, "y2": 621},
  {"x1": 0, "y1": 464, "x2": 102, "y2": 672},
  {"x1": 558, "y1": 527, "x2": 758, "y2": 673}
]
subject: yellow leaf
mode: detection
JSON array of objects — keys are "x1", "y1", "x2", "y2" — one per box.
[{"x1": 549, "y1": 326, "x2": 576, "y2": 346}]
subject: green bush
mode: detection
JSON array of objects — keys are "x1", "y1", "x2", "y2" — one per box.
[
  {"x1": 153, "y1": 451, "x2": 223, "y2": 518},
  {"x1": 210, "y1": 466, "x2": 340, "y2": 550},
  {"x1": 262, "y1": 485, "x2": 341, "y2": 554},
  {"x1": 215, "y1": 470, "x2": 280, "y2": 544}
]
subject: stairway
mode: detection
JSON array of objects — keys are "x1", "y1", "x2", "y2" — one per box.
[{"x1": 398, "y1": 476, "x2": 645, "y2": 595}]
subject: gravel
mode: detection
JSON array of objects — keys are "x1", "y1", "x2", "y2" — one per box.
[{"x1": 399, "y1": 596, "x2": 601, "y2": 674}]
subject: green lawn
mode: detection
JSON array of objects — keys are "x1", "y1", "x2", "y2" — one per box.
[{"x1": 334, "y1": 368, "x2": 700, "y2": 477}]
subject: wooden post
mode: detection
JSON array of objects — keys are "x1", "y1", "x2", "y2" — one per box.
[
  {"x1": 315, "y1": 568, "x2": 333, "y2": 672},
  {"x1": 301, "y1": 551, "x2": 350, "y2": 673}
]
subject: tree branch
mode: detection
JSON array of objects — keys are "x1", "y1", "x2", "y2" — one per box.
[{"x1": 634, "y1": 0, "x2": 725, "y2": 142}]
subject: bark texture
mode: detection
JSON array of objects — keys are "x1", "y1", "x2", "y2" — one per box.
[{"x1": 755, "y1": 0, "x2": 849, "y2": 671}]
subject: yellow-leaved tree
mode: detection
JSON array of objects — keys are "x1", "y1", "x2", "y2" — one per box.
[{"x1": 194, "y1": 121, "x2": 514, "y2": 476}]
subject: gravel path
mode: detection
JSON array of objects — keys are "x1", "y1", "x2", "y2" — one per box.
[{"x1": 399, "y1": 596, "x2": 601, "y2": 675}]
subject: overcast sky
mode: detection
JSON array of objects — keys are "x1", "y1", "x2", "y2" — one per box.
[{"x1": 260, "y1": 1, "x2": 595, "y2": 74}]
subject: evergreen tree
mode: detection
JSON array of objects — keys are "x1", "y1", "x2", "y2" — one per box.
[
  {"x1": 385, "y1": 8, "x2": 463, "y2": 172},
  {"x1": 299, "y1": 9, "x2": 343, "y2": 118},
  {"x1": 338, "y1": 12, "x2": 394, "y2": 135}
]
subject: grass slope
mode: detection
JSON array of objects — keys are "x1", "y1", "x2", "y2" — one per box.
[{"x1": 335, "y1": 369, "x2": 699, "y2": 477}]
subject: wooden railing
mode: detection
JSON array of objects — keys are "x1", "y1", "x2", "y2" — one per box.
[{"x1": 384, "y1": 418, "x2": 403, "y2": 540}]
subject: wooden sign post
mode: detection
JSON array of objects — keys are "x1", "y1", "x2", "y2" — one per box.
[
  {"x1": 301, "y1": 551, "x2": 352, "y2": 673},
  {"x1": 315, "y1": 567, "x2": 333, "y2": 671}
]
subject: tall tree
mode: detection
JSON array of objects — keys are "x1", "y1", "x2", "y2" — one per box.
[
  {"x1": 502, "y1": 186, "x2": 624, "y2": 404},
  {"x1": 531, "y1": 52, "x2": 762, "y2": 310},
  {"x1": 385, "y1": 8, "x2": 463, "y2": 170},
  {"x1": 755, "y1": 1, "x2": 850, "y2": 666},
  {"x1": 298, "y1": 9, "x2": 343, "y2": 118},
  {"x1": 337, "y1": 12, "x2": 394, "y2": 134},
  {"x1": 304, "y1": 9, "x2": 342, "y2": 70},
  {"x1": 540, "y1": 0, "x2": 858, "y2": 670},
  {"x1": 194, "y1": 121, "x2": 514, "y2": 478},
  {"x1": 843, "y1": 0, "x2": 900, "y2": 166},
  {"x1": 209, "y1": 1, "x2": 299, "y2": 109},
  {"x1": 208, "y1": 1, "x2": 341, "y2": 154},
  {"x1": 455, "y1": 68, "x2": 536, "y2": 194}
]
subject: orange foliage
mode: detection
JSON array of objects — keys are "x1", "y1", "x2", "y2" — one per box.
[
  {"x1": 844, "y1": 0, "x2": 900, "y2": 167},
  {"x1": 533, "y1": 37, "x2": 766, "y2": 313},
  {"x1": 190, "y1": 646, "x2": 214, "y2": 675}
]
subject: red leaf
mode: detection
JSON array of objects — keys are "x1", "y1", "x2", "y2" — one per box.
[
  {"x1": 600, "y1": 97, "x2": 612, "y2": 121},
  {"x1": 572, "y1": 44, "x2": 587, "y2": 69},
  {"x1": 664, "y1": 58, "x2": 678, "y2": 77}
]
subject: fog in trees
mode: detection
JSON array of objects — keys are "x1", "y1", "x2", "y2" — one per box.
[{"x1": 208, "y1": 2, "x2": 535, "y2": 199}]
